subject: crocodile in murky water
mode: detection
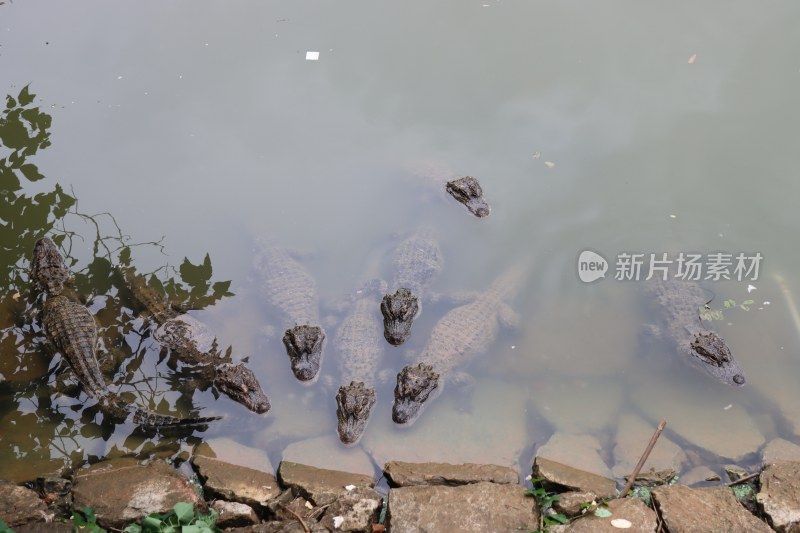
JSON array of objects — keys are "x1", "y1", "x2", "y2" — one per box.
[
  {"x1": 252, "y1": 238, "x2": 326, "y2": 383},
  {"x1": 446, "y1": 176, "x2": 491, "y2": 218},
  {"x1": 381, "y1": 227, "x2": 443, "y2": 345},
  {"x1": 31, "y1": 238, "x2": 220, "y2": 430},
  {"x1": 646, "y1": 279, "x2": 746, "y2": 386},
  {"x1": 334, "y1": 283, "x2": 386, "y2": 445},
  {"x1": 119, "y1": 265, "x2": 271, "y2": 413},
  {"x1": 392, "y1": 260, "x2": 529, "y2": 425}
]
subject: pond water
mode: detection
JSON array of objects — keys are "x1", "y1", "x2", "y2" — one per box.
[{"x1": 2, "y1": 1, "x2": 800, "y2": 483}]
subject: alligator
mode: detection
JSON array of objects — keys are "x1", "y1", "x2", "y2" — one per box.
[
  {"x1": 31, "y1": 238, "x2": 220, "y2": 429},
  {"x1": 645, "y1": 279, "x2": 746, "y2": 386},
  {"x1": 119, "y1": 265, "x2": 271, "y2": 413},
  {"x1": 334, "y1": 285, "x2": 386, "y2": 445},
  {"x1": 392, "y1": 260, "x2": 529, "y2": 425},
  {"x1": 381, "y1": 227, "x2": 444, "y2": 345},
  {"x1": 446, "y1": 176, "x2": 491, "y2": 218},
  {"x1": 252, "y1": 238, "x2": 326, "y2": 383}
]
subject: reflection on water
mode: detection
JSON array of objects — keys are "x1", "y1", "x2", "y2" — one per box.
[{"x1": 2, "y1": 0, "x2": 800, "y2": 483}]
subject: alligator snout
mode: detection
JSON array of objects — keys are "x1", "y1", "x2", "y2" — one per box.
[
  {"x1": 446, "y1": 176, "x2": 491, "y2": 218},
  {"x1": 391, "y1": 363, "x2": 440, "y2": 425},
  {"x1": 282, "y1": 325, "x2": 325, "y2": 382},
  {"x1": 213, "y1": 363, "x2": 271, "y2": 414},
  {"x1": 381, "y1": 288, "x2": 420, "y2": 346},
  {"x1": 336, "y1": 382, "x2": 377, "y2": 446}
]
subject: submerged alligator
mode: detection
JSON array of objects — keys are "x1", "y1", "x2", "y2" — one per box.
[
  {"x1": 646, "y1": 280, "x2": 746, "y2": 386},
  {"x1": 392, "y1": 260, "x2": 530, "y2": 425},
  {"x1": 334, "y1": 283, "x2": 386, "y2": 445},
  {"x1": 252, "y1": 238, "x2": 326, "y2": 383},
  {"x1": 446, "y1": 176, "x2": 491, "y2": 218},
  {"x1": 119, "y1": 266, "x2": 271, "y2": 414},
  {"x1": 381, "y1": 227, "x2": 444, "y2": 345},
  {"x1": 30, "y1": 238, "x2": 219, "y2": 430}
]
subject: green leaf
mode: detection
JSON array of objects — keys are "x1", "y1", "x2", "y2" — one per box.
[
  {"x1": 123, "y1": 525, "x2": 143, "y2": 533},
  {"x1": 182, "y1": 526, "x2": 201, "y2": 533},
  {"x1": 594, "y1": 507, "x2": 612, "y2": 518},
  {"x1": 19, "y1": 163, "x2": 44, "y2": 182},
  {"x1": 18, "y1": 85, "x2": 35, "y2": 106},
  {"x1": 142, "y1": 516, "x2": 162, "y2": 529},
  {"x1": 742, "y1": 299, "x2": 754, "y2": 306},
  {"x1": 0, "y1": 519, "x2": 15, "y2": 533},
  {"x1": 173, "y1": 501, "x2": 195, "y2": 524}
]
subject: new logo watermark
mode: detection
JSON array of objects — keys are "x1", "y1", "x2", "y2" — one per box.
[{"x1": 577, "y1": 250, "x2": 762, "y2": 283}]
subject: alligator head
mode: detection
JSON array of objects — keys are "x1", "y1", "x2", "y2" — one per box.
[
  {"x1": 31, "y1": 237, "x2": 71, "y2": 296},
  {"x1": 381, "y1": 288, "x2": 420, "y2": 346},
  {"x1": 282, "y1": 325, "x2": 325, "y2": 382},
  {"x1": 213, "y1": 362, "x2": 271, "y2": 414},
  {"x1": 335, "y1": 381, "x2": 377, "y2": 446},
  {"x1": 445, "y1": 176, "x2": 491, "y2": 218},
  {"x1": 392, "y1": 363, "x2": 440, "y2": 425},
  {"x1": 690, "y1": 331, "x2": 746, "y2": 386}
]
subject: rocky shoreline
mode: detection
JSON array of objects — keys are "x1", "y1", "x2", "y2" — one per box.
[{"x1": 2, "y1": 437, "x2": 800, "y2": 532}]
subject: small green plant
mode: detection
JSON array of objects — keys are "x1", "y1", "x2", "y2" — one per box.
[
  {"x1": 732, "y1": 483, "x2": 755, "y2": 501},
  {"x1": 72, "y1": 507, "x2": 106, "y2": 532},
  {"x1": 700, "y1": 299, "x2": 755, "y2": 321},
  {"x1": 0, "y1": 520, "x2": 16, "y2": 533},
  {"x1": 526, "y1": 479, "x2": 569, "y2": 532},
  {"x1": 579, "y1": 499, "x2": 613, "y2": 518},
  {"x1": 123, "y1": 502, "x2": 220, "y2": 533}
]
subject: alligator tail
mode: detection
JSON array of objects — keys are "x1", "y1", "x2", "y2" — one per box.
[{"x1": 99, "y1": 394, "x2": 221, "y2": 430}]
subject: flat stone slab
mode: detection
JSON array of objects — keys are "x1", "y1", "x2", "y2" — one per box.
[
  {"x1": 553, "y1": 491, "x2": 599, "y2": 517},
  {"x1": 533, "y1": 456, "x2": 617, "y2": 499},
  {"x1": 277, "y1": 461, "x2": 374, "y2": 506},
  {"x1": 612, "y1": 413, "x2": 687, "y2": 478},
  {"x1": 679, "y1": 466, "x2": 720, "y2": 486},
  {"x1": 386, "y1": 482, "x2": 538, "y2": 532},
  {"x1": 537, "y1": 433, "x2": 614, "y2": 479},
  {"x1": 282, "y1": 434, "x2": 375, "y2": 476},
  {"x1": 0, "y1": 481, "x2": 49, "y2": 528},
  {"x1": 384, "y1": 461, "x2": 518, "y2": 487},
  {"x1": 72, "y1": 458, "x2": 203, "y2": 530},
  {"x1": 562, "y1": 497, "x2": 658, "y2": 532},
  {"x1": 757, "y1": 460, "x2": 800, "y2": 532},
  {"x1": 763, "y1": 438, "x2": 800, "y2": 465},
  {"x1": 318, "y1": 486, "x2": 383, "y2": 533},
  {"x1": 192, "y1": 455, "x2": 280, "y2": 508},
  {"x1": 653, "y1": 484, "x2": 773, "y2": 533}
]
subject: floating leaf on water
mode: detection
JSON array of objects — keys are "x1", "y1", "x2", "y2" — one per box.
[
  {"x1": 747, "y1": 284, "x2": 757, "y2": 293},
  {"x1": 688, "y1": 53, "x2": 697, "y2": 64},
  {"x1": 544, "y1": 161, "x2": 556, "y2": 169},
  {"x1": 532, "y1": 152, "x2": 541, "y2": 159},
  {"x1": 611, "y1": 518, "x2": 633, "y2": 528}
]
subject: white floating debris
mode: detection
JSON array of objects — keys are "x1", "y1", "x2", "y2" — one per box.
[
  {"x1": 532, "y1": 152, "x2": 541, "y2": 159},
  {"x1": 544, "y1": 161, "x2": 556, "y2": 169},
  {"x1": 764, "y1": 301, "x2": 770, "y2": 305},
  {"x1": 747, "y1": 284, "x2": 757, "y2": 293},
  {"x1": 116, "y1": 76, "x2": 123, "y2": 80},
  {"x1": 306, "y1": 51, "x2": 320, "y2": 61},
  {"x1": 333, "y1": 516, "x2": 344, "y2": 528},
  {"x1": 611, "y1": 518, "x2": 632, "y2": 529},
  {"x1": 669, "y1": 214, "x2": 677, "y2": 219},
  {"x1": 687, "y1": 53, "x2": 697, "y2": 64},
  {"x1": 723, "y1": 404, "x2": 733, "y2": 410},
  {"x1": 305, "y1": 501, "x2": 314, "y2": 509},
  {"x1": 525, "y1": 474, "x2": 532, "y2": 481},
  {"x1": 344, "y1": 484, "x2": 356, "y2": 491},
  {"x1": 511, "y1": 345, "x2": 516, "y2": 349}
]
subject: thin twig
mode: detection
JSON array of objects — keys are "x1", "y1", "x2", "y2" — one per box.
[
  {"x1": 279, "y1": 502, "x2": 311, "y2": 533},
  {"x1": 726, "y1": 472, "x2": 759, "y2": 487},
  {"x1": 622, "y1": 418, "x2": 667, "y2": 496}
]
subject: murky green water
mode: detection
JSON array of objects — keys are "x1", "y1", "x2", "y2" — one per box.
[{"x1": 2, "y1": 1, "x2": 800, "y2": 482}]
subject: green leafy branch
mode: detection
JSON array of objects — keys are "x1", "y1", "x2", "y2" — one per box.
[
  {"x1": 71, "y1": 503, "x2": 220, "y2": 533},
  {"x1": 525, "y1": 479, "x2": 568, "y2": 532}
]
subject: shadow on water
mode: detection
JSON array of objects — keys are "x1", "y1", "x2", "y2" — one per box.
[{"x1": 0, "y1": 86, "x2": 234, "y2": 481}]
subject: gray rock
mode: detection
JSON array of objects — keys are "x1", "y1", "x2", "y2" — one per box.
[
  {"x1": 277, "y1": 461, "x2": 374, "y2": 506},
  {"x1": 612, "y1": 413, "x2": 687, "y2": 478},
  {"x1": 386, "y1": 482, "x2": 538, "y2": 532},
  {"x1": 13, "y1": 523, "x2": 72, "y2": 533},
  {"x1": 537, "y1": 433, "x2": 614, "y2": 479},
  {"x1": 533, "y1": 456, "x2": 617, "y2": 499},
  {"x1": 552, "y1": 491, "x2": 598, "y2": 517},
  {"x1": 318, "y1": 486, "x2": 382, "y2": 533},
  {"x1": 282, "y1": 434, "x2": 375, "y2": 476},
  {"x1": 211, "y1": 500, "x2": 260, "y2": 529},
  {"x1": 0, "y1": 481, "x2": 50, "y2": 528},
  {"x1": 192, "y1": 455, "x2": 280, "y2": 508},
  {"x1": 724, "y1": 464, "x2": 750, "y2": 482},
  {"x1": 653, "y1": 484, "x2": 773, "y2": 532},
  {"x1": 71, "y1": 458, "x2": 204, "y2": 530},
  {"x1": 562, "y1": 497, "x2": 658, "y2": 532},
  {"x1": 679, "y1": 466, "x2": 720, "y2": 486},
  {"x1": 757, "y1": 460, "x2": 800, "y2": 533},
  {"x1": 384, "y1": 461, "x2": 518, "y2": 487},
  {"x1": 763, "y1": 438, "x2": 800, "y2": 465}
]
